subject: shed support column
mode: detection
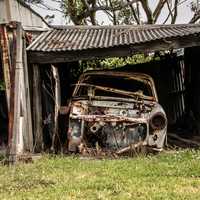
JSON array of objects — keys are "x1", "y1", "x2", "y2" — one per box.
[
  {"x1": 8, "y1": 23, "x2": 24, "y2": 162},
  {"x1": 51, "y1": 65, "x2": 61, "y2": 152},
  {"x1": 33, "y1": 64, "x2": 43, "y2": 152},
  {"x1": 22, "y1": 34, "x2": 33, "y2": 152}
]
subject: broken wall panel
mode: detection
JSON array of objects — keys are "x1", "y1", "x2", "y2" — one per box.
[
  {"x1": 32, "y1": 62, "x2": 81, "y2": 152},
  {"x1": 40, "y1": 64, "x2": 55, "y2": 151}
]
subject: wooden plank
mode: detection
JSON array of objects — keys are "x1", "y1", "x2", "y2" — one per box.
[
  {"x1": 0, "y1": 24, "x2": 18, "y2": 160},
  {"x1": 0, "y1": 25, "x2": 11, "y2": 110},
  {"x1": 28, "y1": 34, "x2": 200, "y2": 64},
  {"x1": 22, "y1": 33, "x2": 33, "y2": 152},
  {"x1": 32, "y1": 64, "x2": 43, "y2": 152},
  {"x1": 51, "y1": 65, "x2": 61, "y2": 152}
]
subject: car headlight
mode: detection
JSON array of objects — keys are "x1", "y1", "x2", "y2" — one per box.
[
  {"x1": 68, "y1": 119, "x2": 82, "y2": 138},
  {"x1": 71, "y1": 101, "x2": 87, "y2": 115},
  {"x1": 150, "y1": 113, "x2": 166, "y2": 130},
  {"x1": 72, "y1": 106, "x2": 84, "y2": 115}
]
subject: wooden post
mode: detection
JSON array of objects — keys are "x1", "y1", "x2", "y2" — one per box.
[
  {"x1": 51, "y1": 65, "x2": 61, "y2": 152},
  {"x1": 32, "y1": 64, "x2": 43, "y2": 152},
  {"x1": 9, "y1": 23, "x2": 23, "y2": 160},
  {"x1": 22, "y1": 34, "x2": 33, "y2": 152}
]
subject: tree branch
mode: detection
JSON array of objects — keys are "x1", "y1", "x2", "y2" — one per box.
[
  {"x1": 140, "y1": 0, "x2": 154, "y2": 24},
  {"x1": 162, "y1": 0, "x2": 188, "y2": 24},
  {"x1": 108, "y1": 0, "x2": 118, "y2": 25},
  {"x1": 90, "y1": 0, "x2": 140, "y2": 12},
  {"x1": 166, "y1": 0, "x2": 174, "y2": 21},
  {"x1": 153, "y1": 0, "x2": 167, "y2": 23},
  {"x1": 171, "y1": 0, "x2": 178, "y2": 24},
  {"x1": 127, "y1": 0, "x2": 141, "y2": 24},
  {"x1": 32, "y1": 1, "x2": 63, "y2": 13},
  {"x1": 190, "y1": 9, "x2": 200, "y2": 23},
  {"x1": 80, "y1": 0, "x2": 97, "y2": 25}
]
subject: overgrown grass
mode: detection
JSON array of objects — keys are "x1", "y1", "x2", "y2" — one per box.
[{"x1": 0, "y1": 150, "x2": 200, "y2": 200}]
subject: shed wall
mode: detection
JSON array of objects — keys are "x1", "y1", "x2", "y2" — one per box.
[{"x1": 0, "y1": 0, "x2": 48, "y2": 29}]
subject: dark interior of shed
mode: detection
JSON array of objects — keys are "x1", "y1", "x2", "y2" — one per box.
[
  {"x1": 32, "y1": 47, "x2": 200, "y2": 152},
  {"x1": 0, "y1": 54, "x2": 8, "y2": 150}
]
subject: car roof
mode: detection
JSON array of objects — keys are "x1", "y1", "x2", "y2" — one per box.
[{"x1": 80, "y1": 70, "x2": 154, "y2": 82}]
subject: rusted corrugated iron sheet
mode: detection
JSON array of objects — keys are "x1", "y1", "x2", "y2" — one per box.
[{"x1": 27, "y1": 24, "x2": 200, "y2": 52}]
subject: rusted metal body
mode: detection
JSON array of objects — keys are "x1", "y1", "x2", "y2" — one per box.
[{"x1": 68, "y1": 71, "x2": 167, "y2": 156}]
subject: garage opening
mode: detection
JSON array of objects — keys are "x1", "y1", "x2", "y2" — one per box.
[
  {"x1": 27, "y1": 24, "x2": 200, "y2": 154},
  {"x1": 29, "y1": 51, "x2": 200, "y2": 154}
]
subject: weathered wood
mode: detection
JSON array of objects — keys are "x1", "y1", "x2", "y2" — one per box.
[
  {"x1": 22, "y1": 33, "x2": 33, "y2": 152},
  {"x1": 28, "y1": 34, "x2": 200, "y2": 64},
  {"x1": 0, "y1": 24, "x2": 13, "y2": 151},
  {"x1": 0, "y1": 25, "x2": 11, "y2": 110},
  {"x1": 32, "y1": 64, "x2": 43, "y2": 152},
  {"x1": 9, "y1": 22, "x2": 23, "y2": 157},
  {"x1": 51, "y1": 65, "x2": 61, "y2": 152}
]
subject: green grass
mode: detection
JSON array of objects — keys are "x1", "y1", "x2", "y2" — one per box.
[{"x1": 0, "y1": 150, "x2": 200, "y2": 200}]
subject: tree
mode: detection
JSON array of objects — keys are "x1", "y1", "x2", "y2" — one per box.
[
  {"x1": 24, "y1": 0, "x2": 200, "y2": 25},
  {"x1": 190, "y1": 0, "x2": 200, "y2": 23},
  {"x1": 60, "y1": 0, "x2": 200, "y2": 25}
]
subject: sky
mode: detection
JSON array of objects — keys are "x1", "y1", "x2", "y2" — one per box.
[{"x1": 31, "y1": 0, "x2": 195, "y2": 25}]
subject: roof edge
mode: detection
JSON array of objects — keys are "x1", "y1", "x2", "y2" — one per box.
[{"x1": 50, "y1": 23, "x2": 200, "y2": 30}]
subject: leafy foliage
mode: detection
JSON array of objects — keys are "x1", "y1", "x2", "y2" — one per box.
[
  {"x1": 79, "y1": 53, "x2": 160, "y2": 72},
  {"x1": 60, "y1": 0, "x2": 89, "y2": 25},
  {"x1": 100, "y1": 54, "x2": 158, "y2": 69}
]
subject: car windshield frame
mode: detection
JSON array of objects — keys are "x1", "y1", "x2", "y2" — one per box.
[{"x1": 73, "y1": 73, "x2": 158, "y2": 101}]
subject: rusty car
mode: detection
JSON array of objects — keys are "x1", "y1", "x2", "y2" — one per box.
[{"x1": 67, "y1": 71, "x2": 167, "y2": 155}]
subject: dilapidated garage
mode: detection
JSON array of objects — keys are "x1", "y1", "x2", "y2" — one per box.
[
  {"x1": 24, "y1": 24, "x2": 200, "y2": 155},
  {"x1": 2, "y1": 22, "x2": 200, "y2": 160}
]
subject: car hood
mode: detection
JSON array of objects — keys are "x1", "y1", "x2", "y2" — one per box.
[{"x1": 69, "y1": 97, "x2": 163, "y2": 121}]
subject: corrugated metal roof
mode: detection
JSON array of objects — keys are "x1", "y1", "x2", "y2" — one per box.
[{"x1": 27, "y1": 24, "x2": 200, "y2": 52}]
